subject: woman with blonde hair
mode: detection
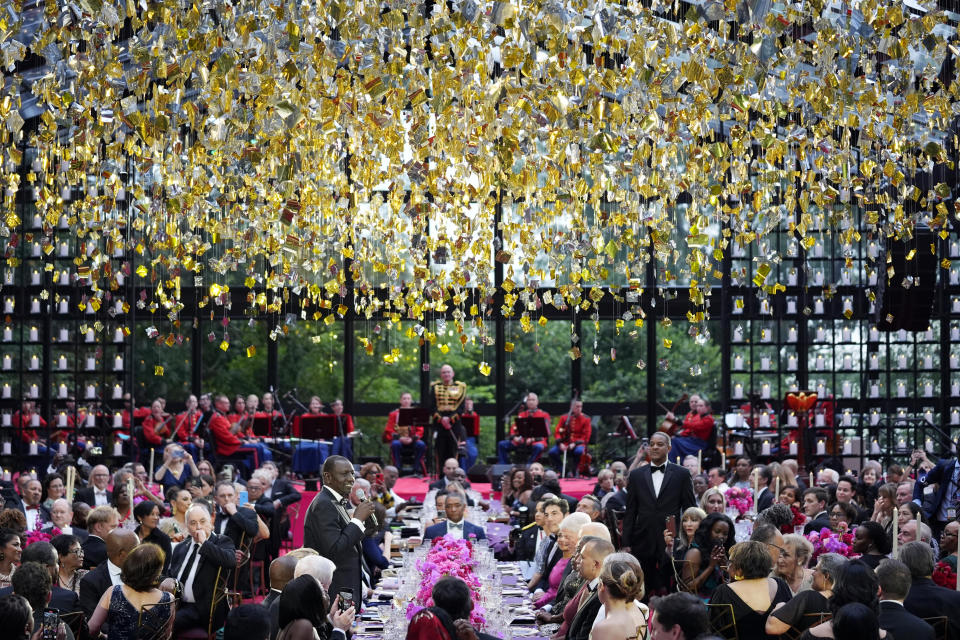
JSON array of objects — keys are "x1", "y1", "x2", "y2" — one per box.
[
  {"x1": 664, "y1": 507, "x2": 707, "y2": 562},
  {"x1": 591, "y1": 552, "x2": 648, "y2": 640},
  {"x1": 699, "y1": 487, "x2": 726, "y2": 515},
  {"x1": 775, "y1": 534, "x2": 814, "y2": 595}
]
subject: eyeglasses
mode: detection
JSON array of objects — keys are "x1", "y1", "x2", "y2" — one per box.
[
  {"x1": 766, "y1": 543, "x2": 788, "y2": 558},
  {"x1": 68, "y1": 548, "x2": 84, "y2": 556}
]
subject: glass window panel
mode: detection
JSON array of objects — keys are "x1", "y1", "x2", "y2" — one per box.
[
  {"x1": 133, "y1": 321, "x2": 192, "y2": 404},
  {"x1": 202, "y1": 318, "x2": 268, "y2": 397}
]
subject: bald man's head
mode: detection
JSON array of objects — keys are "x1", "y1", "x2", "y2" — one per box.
[
  {"x1": 106, "y1": 528, "x2": 139, "y2": 566},
  {"x1": 579, "y1": 522, "x2": 612, "y2": 542},
  {"x1": 269, "y1": 554, "x2": 300, "y2": 591}
]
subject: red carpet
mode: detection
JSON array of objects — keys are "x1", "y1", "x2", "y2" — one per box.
[{"x1": 288, "y1": 478, "x2": 597, "y2": 548}]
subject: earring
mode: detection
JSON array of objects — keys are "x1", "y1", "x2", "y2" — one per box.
[{"x1": 0, "y1": 553, "x2": 5, "y2": 561}]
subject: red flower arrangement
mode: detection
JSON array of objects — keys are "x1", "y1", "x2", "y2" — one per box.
[
  {"x1": 724, "y1": 487, "x2": 754, "y2": 516},
  {"x1": 406, "y1": 537, "x2": 486, "y2": 628},
  {"x1": 24, "y1": 527, "x2": 61, "y2": 548},
  {"x1": 932, "y1": 561, "x2": 958, "y2": 589},
  {"x1": 779, "y1": 505, "x2": 806, "y2": 534}
]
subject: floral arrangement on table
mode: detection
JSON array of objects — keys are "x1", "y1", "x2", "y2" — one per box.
[
  {"x1": 932, "y1": 561, "x2": 958, "y2": 589},
  {"x1": 724, "y1": 487, "x2": 754, "y2": 516},
  {"x1": 406, "y1": 537, "x2": 486, "y2": 628},
  {"x1": 24, "y1": 526, "x2": 61, "y2": 548},
  {"x1": 779, "y1": 505, "x2": 806, "y2": 535},
  {"x1": 805, "y1": 526, "x2": 855, "y2": 562}
]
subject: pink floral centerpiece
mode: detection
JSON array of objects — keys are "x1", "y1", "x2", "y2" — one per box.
[
  {"x1": 724, "y1": 487, "x2": 754, "y2": 516},
  {"x1": 805, "y1": 526, "x2": 856, "y2": 562},
  {"x1": 24, "y1": 526, "x2": 60, "y2": 547},
  {"x1": 406, "y1": 537, "x2": 486, "y2": 628}
]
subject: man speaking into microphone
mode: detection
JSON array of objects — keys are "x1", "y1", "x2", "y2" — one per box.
[{"x1": 304, "y1": 455, "x2": 377, "y2": 607}]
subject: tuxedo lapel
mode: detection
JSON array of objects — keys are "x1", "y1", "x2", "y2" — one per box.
[
  {"x1": 639, "y1": 466, "x2": 655, "y2": 502},
  {"x1": 324, "y1": 487, "x2": 350, "y2": 524},
  {"x1": 656, "y1": 466, "x2": 673, "y2": 505}
]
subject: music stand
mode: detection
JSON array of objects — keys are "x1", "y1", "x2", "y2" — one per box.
[
  {"x1": 397, "y1": 408, "x2": 431, "y2": 436},
  {"x1": 298, "y1": 416, "x2": 338, "y2": 441},
  {"x1": 251, "y1": 416, "x2": 271, "y2": 437},
  {"x1": 515, "y1": 417, "x2": 550, "y2": 440},
  {"x1": 615, "y1": 416, "x2": 638, "y2": 458},
  {"x1": 460, "y1": 414, "x2": 479, "y2": 438}
]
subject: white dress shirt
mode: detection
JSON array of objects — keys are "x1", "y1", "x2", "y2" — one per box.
[
  {"x1": 179, "y1": 542, "x2": 202, "y2": 603},
  {"x1": 651, "y1": 465, "x2": 666, "y2": 496},
  {"x1": 93, "y1": 489, "x2": 109, "y2": 506},
  {"x1": 444, "y1": 519, "x2": 465, "y2": 540},
  {"x1": 107, "y1": 559, "x2": 123, "y2": 586},
  {"x1": 23, "y1": 506, "x2": 41, "y2": 531},
  {"x1": 325, "y1": 487, "x2": 366, "y2": 532}
]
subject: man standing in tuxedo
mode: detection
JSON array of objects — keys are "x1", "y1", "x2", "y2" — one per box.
[
  {"x1": 622, "y1": 431, "x2": 696, "y2": 597},
  {"x1": 76, "y1": 465, "x2": 112, "y2": 507},
  {"x1": 422, "y1": 492, "x2": 486, "y2": 542},
  {"x1": 170, "y1": 504, "x2": 238, "y2": 633},
  {"x1": 304, "y1": 455, "x2": 376, "y2": 608},
  {"x1": 213, "y1": 481, "x2": 260, "y2": 551}
]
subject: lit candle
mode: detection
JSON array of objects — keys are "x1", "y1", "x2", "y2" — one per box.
[
  {"x1": 113, "y1": 440, "x2": 123, "y2": 456},
  {"x1": 30, "y1": 270, "x2": 39, "y2": 285},
  {"x1": 897, "y1": 354, "x2": 907, "y2": 368},
  {"x1": 30, "y1": 299, "x2": 39, "y2": 313},
  {"x1": 762, "y1": 330, "x2": 771, "y2": 343},
  {"x1": 58, "y1": 271, "x2": 68, "y2": 286},
  {"x1": 1, "y1": 355, "x2": 9, "y2": 371},
  {"x1": 924, "y1": 412, "x2": 934, "y2": 426},
  {"x1": 733, "y1": 327, "x2": 743, "y2": 342},
  {"x1": 58, "y1": 412, "x2": 67, "y2": 427},
  {"x1": 952, "y1": 326, "x2": 960, "y2": 341},
  {"x1": 85, "y1": 356, "x2": 94, "y2": 370},
  {"x1": 761, "y1": 383, "x2": 770, "y2": 399},
  {"x1": 57, "y1": 384, "x2": 67, "y2": 399},
  {"x1": 953, "y1": 382, "x2": 960, "y2": 396},
  {"x1": 787, "y1": 412, "x2": 798, "y2": 427},
  {"x1": 815, "y1": 355, "x2": 825, "y2": 370},
  {"x1": 954, "y1": 298, "x2": 960, "y2": 313},
  {"x1": 1, "y1": 469, "x2": 8, "y2": 482},
  {"x1": 789, "y1": 441, "x2": 798, "y2": 456},
  {"x1": 842, "y1": 298, "x2": 853, "y2": 316},
  {"x1": 31, "y1": 213, "x2": 40, "y2": 227},
  {"x1": 896, "y1": 381, "x2": 906, "y2": 397},
  {"x1": 924, "y1": 382, "x2": 934, "y2": 397},
  {"x1": 1, "y1": 327, "x2": 9, "y2": 342},
  {"x1": 788, "y1": 271, "x2": 797, "y2": 286},
  {"x1": 58, "y1": 214, "x2": 68, "y2": 229},
  {"x1": 842, "y1": 327, "x2": 852, "y2": 342},
  {"x1": 58, "y1": 242, "x2": 68, "y2": 257},
  {"x1": 843, "y1": 439, "x2": 852, "y2": 455},
  {"x1": 841, "y1": 381, "x2": 851, "y2": 397},
  {"x1": 814, "y1": 299, "x2": 824, "y2": 314},
  {"x1": 892, "y1": 509, "x2": 898, "y2": 557},
  {"x1": 925, "y1": 327, "x2": 934, "y2": 341},
  {"x1": 951, "y1": 354, "x2": 959, "y2": 368},
  {"x1": 31, "y1": 243, "x2": 40, "y2": 257},
  {"x1": 898, "y1": 437, "x2": 907, "y2": 449},
  {"x1": 86, "y1": 413, "x2": 94, "y2": 427},
  {"x1": 759, "y1": 413, "x2": 770, "y2": 427},
  {"x1": 924, "y1": 355, "x2": 934, "y2": 369},
  {"x1": 787, "y1": 327, "x2": 797, "y2": 342},
  {"x1": 734, "y1": 441, "x2": 744, "y2": 456},
  {"x1": 871, "y1": 440, "x2": 881, "y2": 454},
  {"x1": 871, "y1": 411, "x2": 881, "y2": 426},
  {"x1": 869, "y1": 327, "x2": 880, "y2": 341},
  {"x1": 816, "y1": 440, "x2": 826, "y2": 455},
  {"x1": 761, "y1": 440, "x2": 771, "y2": 456},
  {"x1": 85, "y1": 384, "x2": 95, "y2": 399},
  {"x1": 149, "y1": 449, "x2": 155, "y2": 486},
  {"x1": 58, "y1": 355, "x2": 66, "y2": 370},
  {"x1": 28, "y1": 441, "x2": 37, "y2": 455},
  {"x1": 2, "y1": 299, "x2": 11, "y2": 313},
  {"x1": 85, "y1": 329, "x2": 94, "y2": 343},
  {"x1": 114, "y1": 355, "x2": 123, "y2": 371},
  {"x1": 841, "y1": 270, "x2": 851, "y2": 284},
  {"x1": 733, "y1": 383, "x2": 743, "y2": 399},
  {"x1": 28, "y1": 384, "x2": 38, "y2": 399},
  {"x1": 59, "y1": 328, "x2": 68, "y2": 341},
  {"x1": 113, "y1": 413, "x2": 122, "y2": 428},
  {"x1": 787, "y1": 299, "x2": 797, "y2": 314},
  {"x1": 114, "y1": 328, "x2": 124, "y2": 342},
  {"x1": 733, "y1": 355, "x2": 743, "y2": 370},
  {"x1": 697, "y1": 450, "x2": 702, "y2": 474},
  {"x1": 116, "y1": 271, "x2": 124, "y2": 286},
  {"x1": 787, "y1": 355, "x2": 797, "y2": 370},
  {"x1": 816, "y1": 326, "x2": 825, "y2": 342},
  {"x1": 842, "y1": 410, "x2": 852, "y2": 427},
  {"x1": 870, "y1": 383, "x2": 879, "y2": 397},
  {"x1": 761, "y1": 356, "x2": 770, "y2": 370},
  {"x1": 815, "y1": 270, "x2": 824, "y2": 285},
  {"x1": 815, "y1": 413, "x2": 826, "y2": 427},
  {"x1": 28, "y1": 355, "x2": 38, "y2": 370},
  {"x1": 28, "y1": 326, "x2": 37, "y2": 341},
  {"x1": 1, "y1": 384, "x2": 8, "y2": 399},
  {"x1": 842, "y1": 354, "x2": 852, "y2": 369},
  {"x1": 112, "y1": 384, "x2": 122, "y2": 400},
  {"x1": 58, "y1": 299, "x2": 68, "y2": 313},
  {"x1": 952, "y1": 409, "x2": 960, "y2": 425},
  {"x1": 817, "y1": 382, "x2": 826, "y2": 396}
]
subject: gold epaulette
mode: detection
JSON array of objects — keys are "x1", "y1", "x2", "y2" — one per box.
[{"x1": 521, "y1": 521, "x2": 537, "y2": 531}]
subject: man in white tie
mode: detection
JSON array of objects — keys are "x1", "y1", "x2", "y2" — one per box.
[
  {"x1": 76, "y1": 465, "x2": 112, "y2": 507},
  {"x1": 422, "y1": 491, "x2": 486, "y2": 542},
  {"x1": 20, "y1": 478, "x2": 49, "y2": 531}
]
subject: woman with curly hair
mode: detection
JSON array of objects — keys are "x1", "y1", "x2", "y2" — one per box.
[
  {"x1": 592, "y1": 553, "x2": 648, "y2": 640},
  {"x1": 0, "y1": 527, "x2": 21, "y2": 589},
  {"x1": 682, "y1": 513, "x2": 736, "y2": 599}
]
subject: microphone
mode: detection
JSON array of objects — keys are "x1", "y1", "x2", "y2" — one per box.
[{"x1": 356, "y1": 488, "x2": 378, "y2": 526}]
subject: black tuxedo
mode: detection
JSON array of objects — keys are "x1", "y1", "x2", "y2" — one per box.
[
  {"x1": 268, "y1": 477, "x2": 302, "y2": 508},
  {"x1": 214, "y1": 505, "x2": 259, "y2": 550},
  {"x1": 756, "y1": 486, "x2": 775, "y2": 513},
  {"x1": 428, "y1": 477, "x2": 472, "y2": 491},
  {"x1": 18, "y1": 503, "x2": 51, "y2": 529},
  {"x1": 623, "y1": 462, "x2": 695, "y2": 595},
  {"x1": 78, "y1": 562, "x2": 112, "y2": 617},
  {"x1": 879, "y1": 601, "x2": 934, "y2": 640},
  {"x1": 567, "y1": 589, "x2": 603, "y2": 640},
  {"x1": 304, "y1": 487, "x2": 366, "y2": 604},
  {"x1": 804, "y1": 511, "x2": 831, "y2": 535},
  {"x1": 904, "y1": 577, "x2": 960, "y2": 640},
  {"x1": 75, "y1": 486, "x2": 112, "y2": 508},
  {"x1": 265, "y1": 478, "x2": 300, "y2": 558},
  {"x1": 604, "y1": 489, "x2": 627, "y2": 513},
  {"x1": 169, "y1": 533, "x2": 237, "y2": 633},
  {"x1": 81, "y1": 534, "x2": 106, "y2": 570}
]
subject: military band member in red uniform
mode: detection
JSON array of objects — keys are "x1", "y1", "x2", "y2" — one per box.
[
  {"x1": 666, "y1": 394, "x2": 714, "y2": 461},
  {"x1": 547, "y1": 399, "x2": 591, "y2": 473},
  {"x1": 383, "y1": 392, "x2": 426, "y2": 471},
  {"x1": 497, "y1": 393, "x2": 550, "y2": 464}
]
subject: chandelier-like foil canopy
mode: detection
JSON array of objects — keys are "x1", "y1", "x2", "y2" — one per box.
[{"x1": 0, "y1": 0, "x2": 956, "y2": 359}]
